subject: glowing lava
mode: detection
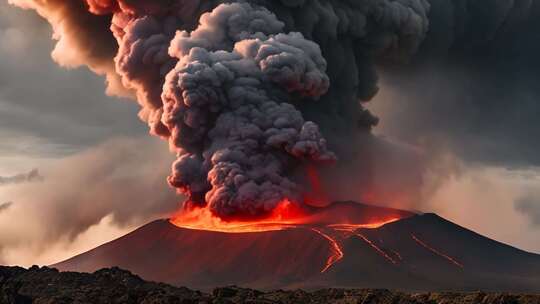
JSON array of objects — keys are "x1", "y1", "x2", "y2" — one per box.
[
  {"x1": 170, "y1": 199, "x2": 306, "y2": 233},
  {"x1": 171, "y1": 200, "x2": 406, "y2": 234},
  {"x1": 170, "y1": 200, "x2": 412, "y2": 272},
  {"x1": 356, "y1": 233, "x2": 398, "y2": 265},
  {"x1": 311, "y1": 228, "x2": 344, "y2": 273},
  {"x1": 327, "y1": 218, "x2": 402, "y2": 232},
  {"x1": 411, "y1": 234, "x2": 464, "y2": 268}
]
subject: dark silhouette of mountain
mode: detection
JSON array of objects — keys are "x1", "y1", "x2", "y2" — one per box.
[{"x1": 53, "y1": 202, "x2": 540, "y2": 292}]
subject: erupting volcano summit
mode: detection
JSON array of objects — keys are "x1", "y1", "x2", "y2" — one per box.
[
  {"x1": 9, "y1": 0, "x2": 540, "y2": 293},
  {"x1": 55, "y1": 201, "x2": 540, "y2": 291}
]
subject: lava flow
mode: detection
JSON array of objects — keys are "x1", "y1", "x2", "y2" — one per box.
[
  {"x1": 311, "y1": 228, "x2": 345, "y2": 273},
  {"x1": 169, "y1": 199, "x2": 307, "y2": 233},
  {"x1": 328, "y1": 218, "x2": 402, "y2": 232},
  {"x1": 170, "y1": 200, "x2": 412, "y2": 272},
  {"x1": 412, "y1": 234, "x2": 464, "y2": 268},
  {"x1": 170, "y1": 199, "x2": 407, "y2": 233},
  {"x1": 356, "y1": 233, "x2": 398, "y2": 265}
]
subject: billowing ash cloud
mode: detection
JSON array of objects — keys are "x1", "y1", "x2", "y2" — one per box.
[
  {"x1": 162, "y1": 4, "x2": 338, "y2": 217},
  {"x1": 0, "y1": 169, "x2": 43, "y2": 186},
  {"x1": 102, "y1": 2, "x2": 338, "y2": 218},
  {"x1": 8, "y1": 0, "x2": 432, "y2": 219}
]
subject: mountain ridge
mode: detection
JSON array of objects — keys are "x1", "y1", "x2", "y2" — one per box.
[{"x1": 53, "y1": 202, "x2": 540, "y2": 292}]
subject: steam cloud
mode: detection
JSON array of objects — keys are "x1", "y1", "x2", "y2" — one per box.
[
  {"x1": 0, "y1": 137, "x2": 177, "y2": 265},
  {"x1": 10, "y1": 0, "x2": 539, "y2": 219}
]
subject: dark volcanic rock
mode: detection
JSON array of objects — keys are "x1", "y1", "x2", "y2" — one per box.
[
  {"x1": 1, "y1": 266, "x2": 539, "y2": 304},
  {"x1": 0, "y1": 266, "x2": 206, "y2": 304}
]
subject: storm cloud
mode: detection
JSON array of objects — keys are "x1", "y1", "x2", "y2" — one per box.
[
  {"x1": 0, "y1": 1, "x2": 146, "y2": 158},
  {"x1": 371, "y1": 0, "x2": 540, "y2": 167}
]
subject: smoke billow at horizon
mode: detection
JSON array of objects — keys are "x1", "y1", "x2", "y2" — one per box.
[{"x1": 9, "y1": 0, "x2": 540, "y2": 220}]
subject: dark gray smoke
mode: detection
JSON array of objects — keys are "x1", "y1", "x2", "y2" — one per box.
[
  {"x1": 372, "y1": 0, "x2": 540, "y2": 167},
  {"x1": 10, "y1": 0, "x2": 430, "y2": 219},
  {"x1": 11, "y1": 0, "x2": 540, "y2": 219}
]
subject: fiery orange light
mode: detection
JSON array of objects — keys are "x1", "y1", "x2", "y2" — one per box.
[
  {"x1": 171, "y1": 200, "x2": 404, "y2": 234},
  {"x1": 170, "y1": 199, "x2": 308, "y2": 233},
  {"x1": 327, "y1": 218, "x2": 402, "y2": 232},
  {"x1": 170, "y1": 199, "x2": 411, "y2": 273},
  {"x1": 311, "y1": 228, "x2": 344, "y2": 273}
]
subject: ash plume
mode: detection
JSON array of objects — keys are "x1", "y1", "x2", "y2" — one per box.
[
  {"x1": 11, "y1": 0, "x2": 538, "y2": 219},
  {"x1": 6, "y1": 0, "x2": 430, "y2": 218}
]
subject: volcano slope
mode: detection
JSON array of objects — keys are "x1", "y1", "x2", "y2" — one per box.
[{"x1": 54, "y1": 202, "x2": 540, "y2": 292}]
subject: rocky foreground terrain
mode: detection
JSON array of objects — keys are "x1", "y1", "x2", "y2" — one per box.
[{"x1": 0, "y1": 266, "x2": 539, "y2": 304}]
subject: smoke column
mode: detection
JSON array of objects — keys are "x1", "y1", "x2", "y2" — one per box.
[{"x1": 8, "y1": 0, "x2": 431, "y2": 219}]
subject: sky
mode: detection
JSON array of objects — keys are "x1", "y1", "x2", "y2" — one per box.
[
  {"x1": 0, "y1": 2, "x2": 177, "y2": 266},
  {"x1": 0, "y1": 1, "x2": 539, "y2": 266}
]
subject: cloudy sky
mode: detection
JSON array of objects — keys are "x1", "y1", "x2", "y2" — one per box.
[
  {"x1": 0, "y1": 2, "x2": 177, "y2": 266},
  {"x1": 0, "y1": 1, "x2": 539, "y2": 267}
]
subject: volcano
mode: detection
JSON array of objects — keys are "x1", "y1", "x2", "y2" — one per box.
[{"x1": 53, "y1": 202, "x2": 540, "y2": 292}]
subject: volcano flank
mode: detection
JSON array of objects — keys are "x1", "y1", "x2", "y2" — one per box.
[{"x1": 54, "y1": 202, "x2": 540, "y2": 292}]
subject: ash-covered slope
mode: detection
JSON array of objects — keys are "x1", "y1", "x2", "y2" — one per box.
[{"x1": 54, "y1": 202, "x2": 540, "y2": 292}]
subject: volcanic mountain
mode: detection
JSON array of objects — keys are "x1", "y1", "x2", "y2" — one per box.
[{"x1": 54, "y1": 202, "x2": 540, "y2": 292}]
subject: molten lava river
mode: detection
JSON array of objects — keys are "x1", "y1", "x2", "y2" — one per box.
[{"x1": 170, "y1": 200, "x2": 408, "y2": 273}]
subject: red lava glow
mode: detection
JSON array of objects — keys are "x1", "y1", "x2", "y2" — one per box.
[
  {"x1": 356, "y1": 233, "x2": 398, "y2": 265},
  {"x1": 170, "y1": 199, "x2": 307, "y2": 233},
  {"x1": 411, "y1": 234, "x2": 464, "y2": 268},
  {"x1": 170, "y1": 199, "x2": 410, "y2": 272},
  {"x1": 327, "y1": 218, "x2": 402, "y2": 232},
  {"x1": 171, "y1": 200, "x2": 406, "y2": 234},
  {"x1": 311, "y1": 228, "x2": 344, "y2": 273},
  {"x1": 303, "y1": 165, "x2": 329, "y2": 206}
]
